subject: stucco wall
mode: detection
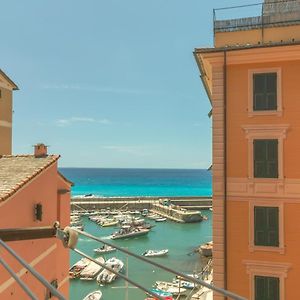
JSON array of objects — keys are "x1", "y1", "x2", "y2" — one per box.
[{"x1": 0, "y1": 163, "x2": 70, "y2": 299}]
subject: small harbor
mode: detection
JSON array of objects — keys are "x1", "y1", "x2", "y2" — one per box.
[{"x1": 70, "y1": 208, "x2": 212, "y2": 300}]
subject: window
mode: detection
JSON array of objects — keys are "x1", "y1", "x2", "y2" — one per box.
[
  {"x1": 248, "y1": 68, "x2": 282, "y2": 116},
  {"x1": 254, "y1": 206, "x2": 279, "y2": 247},
  {"x1": 254, "y1": 139, "x2": 278, "y2": 178},
  {"x1": 253, "y1": 73, "x2": 277, "y2": 111},
  {"x1": 255, "y1": 275, "x2": 279, "y2": 300}
]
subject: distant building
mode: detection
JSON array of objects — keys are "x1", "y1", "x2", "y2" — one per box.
[
  {"x1": 0, "y1": 69, "x2": 18, "y2": 155},
  {"x1": 194, "y1": 0, "x2": 300, "y2": 299},
  {"x1": 0, "y1": 71, "x2": 71, "y2": 299}
]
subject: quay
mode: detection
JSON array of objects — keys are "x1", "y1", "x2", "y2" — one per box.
[
  {"x1": 71, "y1": 196, "x2": 212, "y2": 211},
  {"x1": 71, "y1": 196, "x2": 212, "y2": 223}
]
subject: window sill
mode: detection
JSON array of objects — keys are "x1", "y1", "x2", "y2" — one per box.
[
  {"x1": 248, "y1": 110, "x2": 282, "y2": 117},
  {"x1": 249, "y1": 245, "x2": 285, "y2": 254}
]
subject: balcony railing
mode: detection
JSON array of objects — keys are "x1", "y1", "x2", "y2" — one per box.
[{"x1": 214, "y1": 0, "x2": 300, "y2": 33}]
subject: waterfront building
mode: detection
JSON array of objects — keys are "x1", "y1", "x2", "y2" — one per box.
[
  {"x1": 194, "y1": 1, "x2": 300, "y2": 299},
  {"x1": 0, "y1": 72, "x2": 71, "y2": 299}
]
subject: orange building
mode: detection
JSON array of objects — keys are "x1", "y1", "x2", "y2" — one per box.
[
  {"x1": 194, "y1": 1, "x2": 300, "y2": 299},
  {"x1": 0, "y1": 71, "x2": 71, "y2": 299}
]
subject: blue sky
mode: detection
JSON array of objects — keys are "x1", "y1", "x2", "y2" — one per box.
[{"x1": 1, "y1": 0, "x2": 247, "y2": 168}]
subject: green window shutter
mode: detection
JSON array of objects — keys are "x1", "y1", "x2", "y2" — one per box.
[
  {"x1": 267, "y1": 277, "x2": 280, "y2": 300},
  {"x1": 267, "y1": 207, "x2": 279, "y2": 247},
  {"x1": 255, "y1": 276, "x2": 266, "y2": 300},
  {"x1": 253, "y1": 73, "x2": 277, "y2": 111},
  {"x1": 254, "y1": 139, "x2": 278, "y2": 178},
  {"x1": 254, "y1": 206, "x2": 279, "y2": 247},
  {"x1": 255, "y1": 276, "x2": 279, "y2": 300},
  {"x1": 254, "y1": 207, "x2": 267, "y2": 246}
]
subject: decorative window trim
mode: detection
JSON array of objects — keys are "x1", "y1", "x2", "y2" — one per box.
[
  {"x1": 249, "y1": 200, "x2": 284, "y2": 254},
  {"x1": 244, "y1": 260, "x2": 291, "y2": 300},
  {"x1": 242, "y1": 124, "x2": 289, "y2": 180},
  {"x1": 248, "y1": 68, "x2": 282, "y2": 117}
]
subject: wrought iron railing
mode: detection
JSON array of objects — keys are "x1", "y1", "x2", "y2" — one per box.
[{"x1": 214, "y1": 0, "x2": 300, "y2": 33}]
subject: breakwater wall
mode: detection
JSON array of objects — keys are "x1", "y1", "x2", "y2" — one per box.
[{"x1": 71, "y1": 196, "x2": 212, "y2": 211}]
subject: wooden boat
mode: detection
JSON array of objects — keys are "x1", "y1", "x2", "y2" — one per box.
[
  {"x1": 83, "y1": 290, "x2": 102, "y2": 300},
  {"x1": 69, "y1": 258, "x2": 90, "y2": 279},
  {"x1": 96, "y1": 257, "x2": 124, "y2": 283},
  {"x1": 80, "y1": 257, "x2": 105, "y2": 281},
  {"x1": 142, "y1": 249, "x2": 168, "y2": 257},
  {"x1": 111, "y1": 225, "x2": 150, "y2": 240},
  {"x1": 94, "y1": 245, "x2": 116, "y2": 254}
]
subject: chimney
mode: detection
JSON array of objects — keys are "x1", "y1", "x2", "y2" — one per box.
[{"x1": 34, "y1": 143, "x2": 48, "y2": 158}]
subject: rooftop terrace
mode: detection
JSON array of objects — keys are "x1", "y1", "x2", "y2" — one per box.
[{"x1": 214, "y1": 1, "x2": 300, "y2": 33}]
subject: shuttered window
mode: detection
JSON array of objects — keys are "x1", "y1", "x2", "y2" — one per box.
[
  {"x1": 254, "y1": 139, "x2": 278, "y2": 178},
  {"x1": 254, "y1": 206, "x2": 279, "y2": 247},
  {"x1": 255, "y1": 275, "x2": 279, "y2": 300},
  {"x1": 253, "y1": 73, "x2": 277, "y2": 111}
]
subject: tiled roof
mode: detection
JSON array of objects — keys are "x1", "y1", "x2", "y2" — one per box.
[{"x1": 0, "y1": 155, "x2": 60, "y2": 202}]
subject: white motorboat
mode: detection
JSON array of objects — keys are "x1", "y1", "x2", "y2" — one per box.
[
  {"x1": 111, "y1": 225, "x2": 150, "y2": 240},
  {"x1": 155, "y1": 217, "x2": 167, "y2": 222},
  {"x1": 147, "y1": 214, "x2": 160, "y2": 220},
  {"x1": 155, "y1": 281, "x2": 187, "y2": 296},
  {"x1": 94, "y1": 244, "x2": 116, "y2": 254},
  {"x1": 80, "y1": 257, "x2": 105, "y2": 280},
  {"x1": 69, "y1": 258, "x2": 91, "y2": 279},
  {"x1": 142, "y1": 249, "x2": 169, "y2": 257},
  {"x1": 83, "y1": 290, "x2": 102, "y2": 300},
  {"x1": 96, "y1": 257, "x2": 124, "y2": 284}
]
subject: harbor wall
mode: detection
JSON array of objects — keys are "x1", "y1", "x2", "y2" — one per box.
[{"x1": 71, "y1": 196, "x2": 212, "y2": 211}]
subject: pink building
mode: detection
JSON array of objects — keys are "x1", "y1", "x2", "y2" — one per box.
[{"x1": 0, "y1": 71, "x2": 71, "y2": 299}]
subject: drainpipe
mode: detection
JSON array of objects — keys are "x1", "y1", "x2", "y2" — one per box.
[{"x1": 223, "y1": 50, "x2": 228, "y2": 298}]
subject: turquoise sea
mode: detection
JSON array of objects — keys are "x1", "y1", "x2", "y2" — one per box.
[
  {"x1": 59, "y1": 168, "x2": 212, "y2": 197},
  {"x1": 59, "y1": 168, "x2": 212, "y2": 300}
]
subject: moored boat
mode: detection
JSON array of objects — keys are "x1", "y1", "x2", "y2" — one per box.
[
  {"x1": 100, "y1": 219, "x2": 118, "y2": 227},
  {"x1": 79, "y1": 257, "x2": 105, "y2": 281},
  {"x1": 69, "y1": 258, "x2": 91, "y2": 279},
  {"x1": 200, "y1": 241, "x2": 213, "y2": 257},
  {"x1": 155, "y1": 281, "x2": 187, "y2": 296},
  {"x1": 155, "y1": 217, "x2": 167, "y2": 222},
  {"x1": 96, "y1": 257, "x2": 124, "y2": 284},
  {"x1": 142, "y1": 249, "x2": 169, "y2": 257},
  {"x1": 83, "y1": 290, "x2": 102, "y2": 300}
]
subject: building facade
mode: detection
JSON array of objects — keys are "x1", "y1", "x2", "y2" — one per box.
[
  {"x1": 0, "y1": 70, "x2": 18, "y2": 155},
  {"x1": 0, "y1": 71, "x2": 71, "y2": 299},
  {"x1": 194, "y1": 1, "x2": 300, "y2": 299}
]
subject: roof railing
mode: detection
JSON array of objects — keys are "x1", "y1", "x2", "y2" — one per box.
[{"x1": 213, "y1": 0, "x2": 300, "y2": 33}]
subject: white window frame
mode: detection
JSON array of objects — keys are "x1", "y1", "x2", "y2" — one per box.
[{"x1": 248, "y1": 68, "x2": 282, "y2": 117}]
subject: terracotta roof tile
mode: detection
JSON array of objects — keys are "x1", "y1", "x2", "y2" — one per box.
[{"x1": 0, "y1": 155, "x2": 60, "y2": 202}]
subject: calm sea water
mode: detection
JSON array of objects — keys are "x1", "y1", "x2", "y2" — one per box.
[
  {"x1": 70, "y1": 213, "x2": 212, "y2": 300},
  {"x1": 59, "y1": 168, "x2": 213, "y2": 300},
  {"x1": 59, "y1": 168, "x2": 212, "y2": 197}
]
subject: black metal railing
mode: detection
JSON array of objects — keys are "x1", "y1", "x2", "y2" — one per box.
[{"x1": 213, "y1": 0, "x2": 300, "y2": 33}]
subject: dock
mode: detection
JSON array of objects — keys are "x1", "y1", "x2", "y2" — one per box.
[{"x1": 71, "y1": 196, "x2": 212, "y2": 212}]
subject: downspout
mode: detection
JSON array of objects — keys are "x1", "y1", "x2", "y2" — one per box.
[{"x1": 223, "y1": 50, "x2": 228, "y2": 297}]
